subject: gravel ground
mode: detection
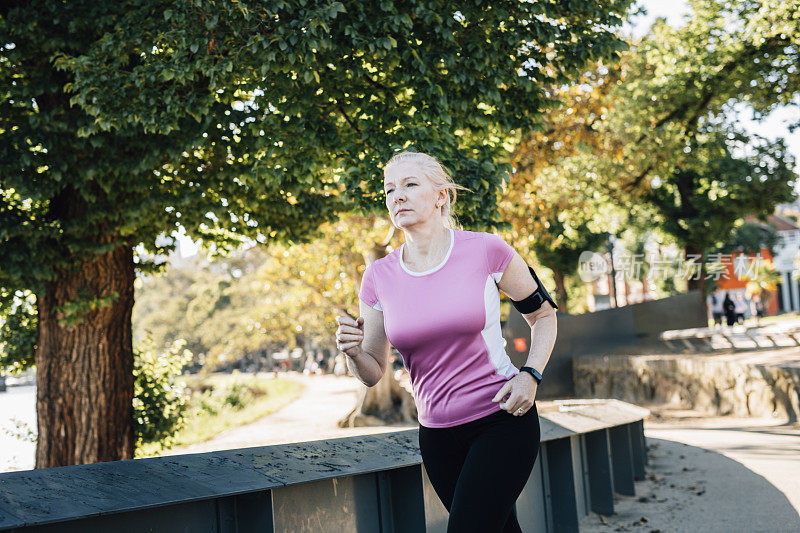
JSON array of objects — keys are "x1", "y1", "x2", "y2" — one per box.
[{"x1": 578, "y1": 407, "x2": 800, "y2": 532}]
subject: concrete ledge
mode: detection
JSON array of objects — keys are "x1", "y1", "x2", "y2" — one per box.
[
  {"x1": 659, "y1": 320, "x2": 800, "y2": 353},
  {"x1": 0, "y1": 400, "x2": 649, "y2": 533},
  {"x1": 574, "y1": 347, "x2": 800, "y2": 422}
]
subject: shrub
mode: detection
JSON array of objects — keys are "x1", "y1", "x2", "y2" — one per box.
[{"x1": 132, "y1": 337, "x2": 193, "y2": 452}]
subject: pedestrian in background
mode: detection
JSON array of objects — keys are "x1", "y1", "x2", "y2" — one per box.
[
  {"x1": 734, "y1": 294, "x2": 748, "y2": 324},
  {"x1": 707, "y1": 288, "x2": 723, "y2": 326},
  {"x1": 723, "y1": 292, "x2": 737, "y2": 326},
  {"x1": 753, "y1": 293, "x2": 766, "y2": 323}
]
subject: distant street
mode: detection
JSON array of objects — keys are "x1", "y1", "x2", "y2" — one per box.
[{"x1": 0, "y1": 385, "x2": 36, "y2": 473}]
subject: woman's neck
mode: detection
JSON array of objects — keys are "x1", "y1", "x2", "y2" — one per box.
[{"x1": 402, "y1": 226, "x2": 451, "y2": 268}]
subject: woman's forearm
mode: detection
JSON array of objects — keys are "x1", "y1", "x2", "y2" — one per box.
[
  {"x1": 346, "y1": 349, "x2": 384, "y2": 387},
  {"x1": 524, "y1": 312, "x2": 557, "y2": 374}
]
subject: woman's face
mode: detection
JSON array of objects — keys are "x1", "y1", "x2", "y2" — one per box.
[{"x1": 384, "y1": 161, "x2": 445, "y2": 230}]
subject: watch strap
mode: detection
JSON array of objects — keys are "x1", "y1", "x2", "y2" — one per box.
[{"x1": 519, "y1": 366, "x2": 543, "y2": 384}]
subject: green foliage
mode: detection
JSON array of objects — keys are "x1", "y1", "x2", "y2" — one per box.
[
  {"x1": 599, "y1": 0, "x2": 800, "y2": 195},
  {"x1": 1, "y1": 0, "x2": 635, "y2": 368},
  {"x1": 132, "y1": 337, "x2": 194, "y2": 452},
  {"x1": 713, "y1": 220, "x2": 781, "y2": 255},
  {"x1": 132, "y1": 212, "x2": 393, "y2": 370},
  {"x1": 0, "y1": 289, "x2": 37, "y2": 374},
  {"x1": 222, "y1": 380, "x2": 256, "y2": 409},
  {"x1": 133, "y1": 247, "x2": 281, "y2": 369},
  {"x1": 642, "y1": 127, "x2": 796, "y2": 251},
  {"x1": 53, "y1": 289, "x2": 120, "y2": 328},
  {"x1": 498, "y1": 0, "x2": 800, "y2": 308},
  {"x1": 133, "y1": 372, "x2": 305, "y2": 457}
]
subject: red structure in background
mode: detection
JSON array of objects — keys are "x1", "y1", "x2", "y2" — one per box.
[{"x1": 715, "y1": 248, "x2": 779, "y2": 315}]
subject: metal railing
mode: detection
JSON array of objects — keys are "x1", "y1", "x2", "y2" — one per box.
[{"x1": 0, "y1": 399, "x2": 649, "y2": 533}]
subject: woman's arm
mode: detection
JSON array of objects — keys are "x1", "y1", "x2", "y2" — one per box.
[
  {"x1": 497, "y1": 253, "x2": 558, "y2": 374},
  {"x1": 341, "y1": 300, "x2": 391, "y2": 387}
]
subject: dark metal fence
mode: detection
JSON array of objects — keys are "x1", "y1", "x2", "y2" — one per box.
[{"x1": 0, "y1": 399, "x2": 649, "y2": 533}]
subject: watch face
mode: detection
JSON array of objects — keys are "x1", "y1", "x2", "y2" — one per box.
[
  {"x1": 521, "y1": 367, "x2": 542, "y2": 383},
  {"x1": 521, "y1": 367, "x2": 541, "y2": 381}
]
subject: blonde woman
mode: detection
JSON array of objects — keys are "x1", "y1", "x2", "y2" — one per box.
[{"x1": 336, "y1": 151, "x2": 558, "y2": 532}]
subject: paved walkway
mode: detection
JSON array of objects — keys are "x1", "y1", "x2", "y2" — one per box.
[
  {"x1": 580, "y1": 409, "x2": 800, "y2": 532},
  {"x1": 161, "y1": 372, "x2": 416, "y2": 457}
]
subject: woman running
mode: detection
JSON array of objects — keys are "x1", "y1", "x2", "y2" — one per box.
[{"x1": 335, "y1": 150, "x2": 558, "y2": 532}]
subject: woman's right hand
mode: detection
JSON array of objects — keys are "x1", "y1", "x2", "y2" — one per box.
[{"x1": 336, "y1": 315, "x2": 365, "y2": 358}]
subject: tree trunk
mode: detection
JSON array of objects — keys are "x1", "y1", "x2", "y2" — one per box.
[
  {"x1": 684, "y1": 244, "x2": 709, "y2": 321},
  {"x1": 623, "y1": 275, "x2": 630, "y2": 305},
  {"x1": 685, "y1": 245, "x2": 707, "y2": 297},
  {"x1": 338, "y1": 352, "x2": 417, "y2": 428},
  {"x1": 338, "y1": 229, "x2": 417, "y2": 427},
  {"x1": 552, "y1": 269, "x2": 568, "y2": 312},
  {"x1": 35, "y1": 243, "x2": 135, "y2": 468},
  {"x1": 607, "y1": 270, "x2": 617, "y2": 307},
  {"x1": 642, "y1": 269, "x2": 651, "y2": 301}
]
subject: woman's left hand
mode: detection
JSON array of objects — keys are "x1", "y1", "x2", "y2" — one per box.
[{"x1": 492, "y1": 372, "x2": 538, "y2": 416}]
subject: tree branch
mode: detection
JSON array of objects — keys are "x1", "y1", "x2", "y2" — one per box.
[
  {"x1": 336, "y1": 102, "x2": 380, "y2": 154},
  {"x1": 362, "y1": 70, "x2": 398, "y2": 106},
  {"x1": 622, "y1": 36, "x2": 788, "y2": 192}
]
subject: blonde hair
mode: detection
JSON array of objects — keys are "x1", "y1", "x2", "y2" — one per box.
[{"x1": 383, "y1": 151, "x2": 472, "y2": 229}]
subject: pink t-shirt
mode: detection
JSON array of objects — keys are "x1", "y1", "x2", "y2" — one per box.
[{"x1": 358, "y1": 228, "x2": 523, "y2": 428}]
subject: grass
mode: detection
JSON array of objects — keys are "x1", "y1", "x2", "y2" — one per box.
[{"x1": 136, "y1": 371, "x2": 305, "y2": 458}]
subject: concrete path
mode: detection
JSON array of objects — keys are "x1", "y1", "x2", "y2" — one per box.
[
  {"x1": 579, "y1": 410, "x2": 800, "y2": 532},
  {"x1": 160, "y1": 372, "x2": 416, "y2": 457}
]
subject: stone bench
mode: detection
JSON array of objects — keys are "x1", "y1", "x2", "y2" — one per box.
[{"x1": 660, "y1": 325, "x2": 748, "y2": 352}]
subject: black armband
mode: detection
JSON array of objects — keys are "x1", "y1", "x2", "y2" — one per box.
[{"x1": 510, "y1": 267, "x2": 559, "y2": 314}]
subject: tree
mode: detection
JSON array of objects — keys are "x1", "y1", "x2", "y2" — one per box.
[
  {"x1": 500, "y1": 62, "x2": 628, "y2": 311},
  {"x1": 713, "y1": 220, "x2": 781, "y2": 256},
  {"x1": 133, "y1": 246, "x2": 279, "y2": 371},
  {"x1": 742, "y1": 261, "x2": 782, "y2": 313},
  {"x1": 601, "y1": 0, "x2": 800, "y2": 196},
  {"x1": 504, "y1": 0, "x2": 800, "y2": 311},
  {"x1": 135, "y1": 213, "x2": 418, "y2": 424},
  {"x1": 641, "y1": 128, "x2": 796, "y2": 297},
  {"x1": 132, "y1": 337, "x2": 193, "y2": 454},
  {"x1": 0, "y1": 1, "x2": 634, "y2": 467}
]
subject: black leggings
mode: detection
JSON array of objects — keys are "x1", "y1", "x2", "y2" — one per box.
[{"x1": 418, "y1": 403, "x2": 541, "y2": 533}]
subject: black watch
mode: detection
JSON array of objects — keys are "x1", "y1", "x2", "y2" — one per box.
[{"x1": 519, "y1": 366, "x2": 543, "y2": 385}]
